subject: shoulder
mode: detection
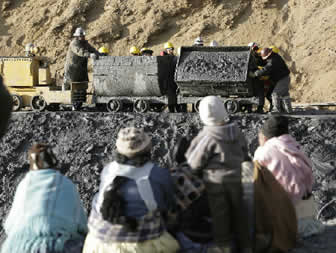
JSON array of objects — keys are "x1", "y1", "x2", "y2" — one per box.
[{"x1": 57, "y1": 172, "x2": 77, "y2": 190}]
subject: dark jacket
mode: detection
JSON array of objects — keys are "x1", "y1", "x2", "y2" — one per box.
[
  {"x1": 185, "y1": 123, "x2": 249, "y2": 182},
  {"x1": 254, "y1": 53, "x2": 290, "y2": 83},
  {"x1": 0, "y1": 76, "x2": 12, "y2": 138},
  {"x1": 64, "y1": 39, "x2": 98, "y2": 82}
]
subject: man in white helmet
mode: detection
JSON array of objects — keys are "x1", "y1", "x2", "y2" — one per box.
[
  {"x1": 63, "y1": 27, "x2": 99, "y2": 90},
  {"x1": 193, "y1": 37, "x2": 204, "y2": 46}
]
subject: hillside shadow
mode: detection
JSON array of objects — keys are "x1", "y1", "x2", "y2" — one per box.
[{"x1": 0, "y1": 15, "x2": 11, "y2": 36}]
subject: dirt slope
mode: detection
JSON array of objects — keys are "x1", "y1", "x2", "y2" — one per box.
[{"x1": 0, "y1": 0, "x2": 335, "y2": 103}]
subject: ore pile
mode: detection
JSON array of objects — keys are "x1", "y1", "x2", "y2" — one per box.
[
  {"x1": 0, "y1": 112, "x2": 336, "y2": 252},
  {"x1": 176, "y1": 49, "x2": 249, "y2": 82}
]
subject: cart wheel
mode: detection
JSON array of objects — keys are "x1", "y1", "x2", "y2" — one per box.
[
  {"x1": 224, "y1": 100, "x2": 239, "y2": 114},
  {"x1": 107, "y1": 99, "x2": 123, "y2": 112},
  {"x1": 193, "y1": 99, "x2": 202, "y2": 112},
  {"x1": 240, "y1": 104, "x2": 252, "y2": 113},
  {"x1": 12, "y1": 94, "x2": 22, "y2": 111},
  {"x1": 31, "y1": 95, "x2": 47, "y2": 111},
  {"x1": 134, "y1": 99, "x2": 149, "y2": 113}
]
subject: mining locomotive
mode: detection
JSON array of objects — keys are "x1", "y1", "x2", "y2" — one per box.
[
  {"x1": 1, "y1": 46, "x2": 259, "y2": 113},
  {"x1": 0, "y1": 56, "x2": 87, "y2": 111}
]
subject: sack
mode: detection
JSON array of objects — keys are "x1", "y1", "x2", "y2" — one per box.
[{"x1": 254, "y1": 162, "x2": 298, "y2": 252}]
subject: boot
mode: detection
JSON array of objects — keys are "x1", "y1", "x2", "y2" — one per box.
[
  {"x1": 270, "y1": 95, "x2": 282, "y2": 114},
  {"x1": 282, "y1": 96, "x2": 293, "y2": 114}
]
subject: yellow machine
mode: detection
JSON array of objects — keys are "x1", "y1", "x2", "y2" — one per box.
[{"x1": 0, "y1": 56, "x2": 88, "y2": 111}]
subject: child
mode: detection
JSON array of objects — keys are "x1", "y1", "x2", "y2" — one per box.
[{"x1": 185, "y1": 96, "x2": 251, "y2": 253}]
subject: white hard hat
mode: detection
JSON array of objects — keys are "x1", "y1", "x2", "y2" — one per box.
[
  {"x1": 210, "y1": 40, "x2": 219, "y2": 47},
  {"x1": 248, "y1": 42, "x2": 258, "y2": 48},
  {"x1": 73, "y1": 27, "x2": 86, "y2": 37},
  {"x1": 194, "y1": 36, "x2": 204, "y2": 46},
  {"x1": 25, "y1": 43, "x2": 34, "y2": 52}
]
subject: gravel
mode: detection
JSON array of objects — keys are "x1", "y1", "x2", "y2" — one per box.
[{"x1": 0, "y1": 111, "x2": 336, "y2": 252}]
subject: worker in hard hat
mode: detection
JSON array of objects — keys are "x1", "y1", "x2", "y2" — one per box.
[
  {"x1": 64, "y1": 27, "x2": 99, "y2": 93},
  {"x1": 25, "y1": 43, "x2": 39, "y2": 57},
  {"x1": 247, "y1": 42, "x2": 267, "y2": 113},
  {"x1": 248, "y1": 42, "x2": 264, "y2": 66},
  {"x1": 160, "y1": 42, "x2": 175, "y2": 56},
  {"x1": 98, "y1": 46, "x2": 109, "y2": 56},
  {"x1": 193, "y1": 37, "x2": 204, "y2": 46},
  {"x1": 140, "y1": 48, "x2": 154, "y2": 56},
  {"x1": 130, "y1": 46, "x2": 140, "y2": 56},
  {"x1": 249, "y1": 48, "x2": 292, "y2": 114},
  {"x1": 209, "y1": 40, "x2": 219, "y2": 47}
]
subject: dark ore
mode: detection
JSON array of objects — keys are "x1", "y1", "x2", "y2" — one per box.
[{"x1": 0, "y1": 112, "x2": 336, "y2": 252}]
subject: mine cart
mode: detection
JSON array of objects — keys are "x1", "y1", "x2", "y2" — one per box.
[
  {"x1": 0, "y1": 56, "x2": 88, "y2": 111},
  {"x1": 92, "y1": 56, "x2": 176, "y2": 112},
  {"x1": 175, "y1": 46, "x2": 258, "y2": 113}
]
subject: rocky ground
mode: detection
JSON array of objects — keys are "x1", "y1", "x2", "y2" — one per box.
[{"x1": 0, "y1": 111, "x2": 336, "y2": 251}]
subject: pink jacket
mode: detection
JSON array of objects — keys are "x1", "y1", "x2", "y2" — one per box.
[{"x1": 254, "y1": 134, "x2": 313, "y2": 204}]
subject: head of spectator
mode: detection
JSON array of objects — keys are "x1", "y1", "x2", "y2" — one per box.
[
  {"x1": 28, "y1": 143, "x2": 58, "y2": 171},
  {"x1": 115, "y1": 127, "x2": 152, "y2": 166},
  {"x1": 258, "y1": 116, "x2": 289, "y2": 146},
  {"x1": 0, "y1": 76, "x2": 12, "y2": 139},
  {"x1": 73, "y1": 27, "x2": 86, "y2": 41},
  {"x1": 199, "y1": 96, "x2": 228, "y2": 126},
  {"x1": 140, "y1": 48, "x2": 154, "y2": 56}
]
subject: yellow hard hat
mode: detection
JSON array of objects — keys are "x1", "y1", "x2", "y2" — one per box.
[
  {"x1": 270, "y1": 45, "x2": 280, "y2": 54},
  {"x1": 99, "y1": 46, "x2": 109, "y2": 54},
  {"x1": 130, "y1": 46, "x2": 140, "y2": 55},
  {"x1": 31, "y1": 46, "x2": 39, "y2": 55},
  {"x1": 164, "y1": 42, "x2": 174, "y2": 49}
]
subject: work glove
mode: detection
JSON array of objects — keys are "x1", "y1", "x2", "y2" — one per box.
[{"x1": 248, "y1": 71, "x2": 256, "y2": 78}]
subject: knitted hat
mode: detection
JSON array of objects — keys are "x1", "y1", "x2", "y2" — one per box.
[
  {"x1": 199, "y1": 96, "x2": 228, "y2": 126},
  {"x1": 116, "y1": 127, "x2": 152, "y2": 158},
  {"x1": 261, "y1": 116, "x2": 289, "y2": 139}
]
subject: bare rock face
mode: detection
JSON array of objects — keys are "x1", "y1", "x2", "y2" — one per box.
[{"x1": 0, "y1": 112, "x2": 336, "y2": 252}]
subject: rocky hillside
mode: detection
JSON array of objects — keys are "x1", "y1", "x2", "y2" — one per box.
[{"x1": 0, "y1": 0, "x2": 335, "y2": 103}]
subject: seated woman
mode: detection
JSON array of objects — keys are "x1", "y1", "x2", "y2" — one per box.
[
  {"x1": 169, "y1": 137, "x2": 212, "y2": 253},
  {"x1": 83, "y1": 127, "x2": 179, "y2": 253},
  {"x1": 2, "y1": 144, "x2": 88, "y2": 253},
  {"x1": 254, "y1": 116, "x2": 324, "y2": 237}
]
